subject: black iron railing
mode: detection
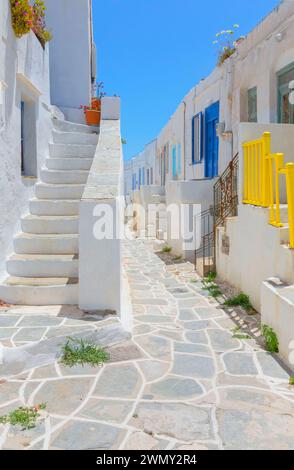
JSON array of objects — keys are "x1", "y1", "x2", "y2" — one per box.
[
  {"x1": 213, "y1": 153, "x2": 239, "y2": 228},
  {"x1": 194, "y1": 153, "x2": 239, "y2": 276}
]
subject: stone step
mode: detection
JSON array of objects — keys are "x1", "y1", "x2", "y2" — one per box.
[
  {"x1": 52, "y1": 118, "x2": 99, "y2": 135},
  {"x1": 52, "y1": 130, "x2": 99, "y2": 146},
  {"x1": 46, "y1": 157, "x2": 93, "y2": 171},
  {"x1": 35, "y1": 183, "x2": 84, "y2": 200},
  {"x1": 0, "y1": 277, "x2": 78, "y2": 305},
  {"x1": 49, "y1": 143, "x2": 96, "y2": 158},
  {"x1": 7, "y1": 254, "x2": 78, "y2": 278},
  {"x1": 30, "y1": 199, "x2": 80, "y2": 216},
  {"x1": 14, "y1": 233, "x2": 79, "y2": 255},
  {"x1": 40, "y1": 168, "x2": 89, "y2": 185},
  {"x1": 21, "y1": 215, "x2": 79, "y2": 234}
]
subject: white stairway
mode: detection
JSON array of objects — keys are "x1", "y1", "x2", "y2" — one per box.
[{"x1": 0, "y1": 119, "x2": 99, "y2": 305}]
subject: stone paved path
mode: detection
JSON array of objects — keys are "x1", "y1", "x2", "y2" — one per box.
[{"x1": 0, "y1": 238, "x2": 294, "y2": 450}]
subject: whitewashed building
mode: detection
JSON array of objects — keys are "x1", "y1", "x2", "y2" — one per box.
[
  {"x1": 0, "y1": 1, "x2": 124, "y2": 319},
  {"x1": 45, "y1": 0, "x2": 96, "y2": 124}
]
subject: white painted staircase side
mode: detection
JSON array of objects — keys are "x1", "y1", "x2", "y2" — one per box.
[{"x1": 0, "y1": 119, "x2": 99, "y2": 305}]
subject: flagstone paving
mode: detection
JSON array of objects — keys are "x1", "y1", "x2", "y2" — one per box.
[{"x1": 0, "y1": 238, "x2": 294, "y2": 450}]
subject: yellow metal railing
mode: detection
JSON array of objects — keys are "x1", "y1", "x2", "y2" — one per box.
[{"x1": 243, "y1": 132, "x2": 294, "y2": 249}]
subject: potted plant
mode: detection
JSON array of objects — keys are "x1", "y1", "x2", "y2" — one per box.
[
  {"x1": 80, "y1": 105, "x2": 100, "y2": 126},
  {"x1": 91, "y1": 81, "x2": 106, "y2": 111}
]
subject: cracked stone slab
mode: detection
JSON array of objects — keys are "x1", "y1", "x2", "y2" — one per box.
[
  {"x1": 78, "y1": 398, "x2": 134, "y2": 424},
  {"x1": 138, "y1": 360, "x2": 170, "y2": 382},
  {"x1": 174, "y1": 342, "x2": 211, "y2": 355},
  {"x1": 135, "y1": 335, "x2": 171, "y2": 361},
  {"x1": 34, "y1": 377, "x2": 94, "y2": 415},
  {"x1": 50, "y1": 420, "x2": 125, "y2": 450},
  {"x1": 217, "y1": 388, "x2": 294, "y2": 450},
  {"x1": 130, "y1": 402, "x2": 213, "y2": 441},
  {"x1": 123, "y1": 431, "x2": 168, "y2": 450}
]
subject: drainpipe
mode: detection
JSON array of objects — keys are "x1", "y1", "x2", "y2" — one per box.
[{"x1": 182, "y1": 100, "x2": 186, "y2": 181}]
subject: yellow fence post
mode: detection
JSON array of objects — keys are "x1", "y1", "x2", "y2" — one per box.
[
  {"x1": 269, "y1": 153, "x2": 284, "y2": 228},
  {"x1": 285, "y1": 163, "x2": 294, "y2": 249},
  {"x1": 262, "y1": 132, "x2": 271, "y2": 207}
]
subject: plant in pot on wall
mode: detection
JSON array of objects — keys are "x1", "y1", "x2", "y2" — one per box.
[
  {"x1": 80, "y1": 105, "x2": 100, "y2": 127},
  {"x1": 213, "y1": 24, "x2": 245, "y2": 66},
  {"x1": 91, "y1": 81, "x2": 106, "y2": 112}
]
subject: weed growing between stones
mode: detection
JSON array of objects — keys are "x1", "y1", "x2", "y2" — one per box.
[
  {"x1": 202, "y1": 273, "x2": 223, "y2": 300},
  {"x1": 231, "y1": 326, "x2": 251, "y2": 340},
  {"x1": 161, "y1": 245, "x2": 172, "y2": 254},
  {"x1": 61, "y1": 337, "x2": 110, "y2": 368},
  {"x1": 0, "y1": 404, "x2": 46, "y2": 430},
  {"x1": 224, "y1": 293, "x2": 254, "y2": 313},
  {"x1": 289, "y1": 376, "x2": 294, "y2": 386},
  {"x1": 261, "y1": 325, "x2": 279, "y2": 353}
]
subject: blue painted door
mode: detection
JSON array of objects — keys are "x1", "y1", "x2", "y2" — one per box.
[{"x1": 205, "y1": 102, "x2": 219, "y2": 178}]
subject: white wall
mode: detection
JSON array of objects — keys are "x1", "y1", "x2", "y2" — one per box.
[
  {"x1": 0, "y1": 1, "x2": 53, "y2": 279},
  {"x1": 216, "y1": 121, "x2": 294, "y2": 311},
  {"x1": 45, "y1": 0, "x2": 94, "y2": 123},
  {"x1": 231, "y1": 0, "x2": 294, "y2": 153}
]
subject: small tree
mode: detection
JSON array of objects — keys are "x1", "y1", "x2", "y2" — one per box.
[{"x1": 213, "y1": 24, "x2": 244, "y2": 66}]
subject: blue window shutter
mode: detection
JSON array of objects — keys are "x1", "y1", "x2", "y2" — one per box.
[
  {"x1": 172, "y1": 145, "x2": 177, "y2": 177},
  {"x1": 192, "y1": 112, "x2": 203, "y2": 164},
  {"x1": 177, "y1": 144, "x2": 182, "y2": 175}
]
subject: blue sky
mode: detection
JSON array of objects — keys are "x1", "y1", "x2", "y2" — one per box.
[{"x1": 93, "y1": 0, "x2": 279, "y2": 160}]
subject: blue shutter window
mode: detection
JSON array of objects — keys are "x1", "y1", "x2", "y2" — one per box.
[
  {"x1": 177, "y1": 144, "x2": 182, "y2": 175},
  {"x1": 192, "y1": 112, "x2": 203, "y2": 164},
  {"x1": 172, "y1": 145, "x2": 177, "y2": 178}
]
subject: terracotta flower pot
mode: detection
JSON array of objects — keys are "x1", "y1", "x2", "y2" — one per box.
[
  {"x1": 91, "y1": 98, "x2": 101, "y2": 111},
  {"x1": 85, "y1": 109, "x2": 100, "y2": 126}
]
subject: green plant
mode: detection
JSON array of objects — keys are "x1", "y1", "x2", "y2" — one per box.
[
  {"x1": 0, "y1": 404, "x2": 46, "y2": 430},
  {"x1": 10, "y1": 0, "x2": 52, "y2": 45},
  {"x1": 10, "y1": 0, "x2": 34, "y2": 38},
  {"x1": 161, "y1": 245, "x2": 172, "y2": 254},
  {"x1": 203, "y1": 272, "x2": 217, "y2": 284},
  {"x1": 231, "y1": 327, "x2": 251, "y2": 340},
  {"x1": 61, "y1": 338, "x2": 110, "y2": 368},
  {"x1": 289, "y1": 376, "x2": 294, "y2": 386},
  {"x1": 202, "y1": 281, "x2": 222, "y2": 299},
  {"x1": 223, "y1": 293, "x2": 253, "y2": 312},
  {"x1": 213, "y1": 24, "x2": 244, "y2": 66},
  {"x1": 32, "y1": 0, "x2": 52, "y2": 46},
  {"x1": 261, "y1": 325, "x2": 279, "y2": 353},
  {"x1": 94, "y1": 81, "x2": 106, "y2": 100},
  {"x1": 173, "y1": 255, "x2": 182, "y2": 261}
]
